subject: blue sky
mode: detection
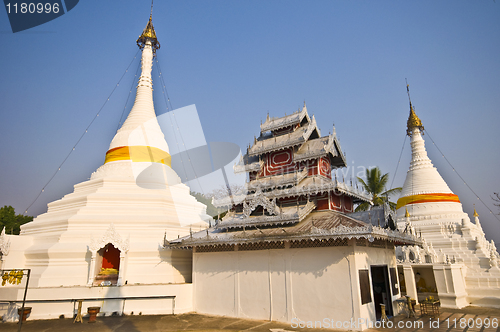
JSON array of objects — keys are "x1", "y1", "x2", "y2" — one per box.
[{"x1": 1, "y1": 1, "x2": 499, "y2": 241}]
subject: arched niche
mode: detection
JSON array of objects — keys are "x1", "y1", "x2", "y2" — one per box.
[
  {"x1": 88, "y1": 224, "x2": 129, "y2": 286},
  {"x1": 93, "y1": 243, "x2": 121, "y2": 286}
]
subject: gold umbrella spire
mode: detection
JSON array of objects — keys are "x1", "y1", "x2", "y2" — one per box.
[
  {"x1": 137, "y1": 0, "x2": 160, "y2": 53},
  {"x1": 406, "y1": 81, "x2": 424, "y2": 136}
]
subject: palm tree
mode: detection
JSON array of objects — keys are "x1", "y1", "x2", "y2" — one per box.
[{"x1": 355, "y1": 167, "x2": 402, "y2": 212}]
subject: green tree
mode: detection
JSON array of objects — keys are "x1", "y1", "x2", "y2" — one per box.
[
  {"x1": 355, "y1": 167, "x2": 402, "y2": 212},
  {"x1": 0, "y1": 205, "x2": 33, "y2": 235}
]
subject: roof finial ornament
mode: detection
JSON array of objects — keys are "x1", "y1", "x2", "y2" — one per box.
[
  {"x1": 406, "y1": 79, "x2": 424, "y2": 136},
  {"x1": 137, "y1": 0, "x2": 160, "y2": 53},
  {"x1": 473, "y1": 204, "x2": 479, "y2": 218}
]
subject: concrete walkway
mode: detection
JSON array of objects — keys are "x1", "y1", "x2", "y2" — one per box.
[{"x1": 1, "y1": 306, "x2": 500, "y2": 331}]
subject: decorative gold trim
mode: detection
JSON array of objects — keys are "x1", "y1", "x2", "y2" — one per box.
[
  {"x1": 137, "y1": 15, "x2": 160, "y2": 52},
  {"x1": 407, "y1": 104, "x2": 424, "y2": 136},
  {"x1": 104, "y1": 145, "x2": 171, "y2": 166},
  {"x1": 397, "y1": 193, "x2": 460, "y2": 210}
]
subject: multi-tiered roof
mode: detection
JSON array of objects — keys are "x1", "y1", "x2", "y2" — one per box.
[
  {"x1": 169, "y1": 105, "x2": 419, "y2": 250},
  {"x1": 214, "y1": 103, "x2": 370, "y2": 229}
]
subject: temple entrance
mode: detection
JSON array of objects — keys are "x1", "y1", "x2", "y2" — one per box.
[
  {"x1": 94, "y1": 243, "x2": 120, "y2": 286},
  {"x1": 413, "y1": 266, "x2": 438, "y2": 302},
  {"x1": 370, "y1": 265, "x2": 393, "y2": 319}
]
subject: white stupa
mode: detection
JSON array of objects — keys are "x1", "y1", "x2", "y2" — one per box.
[
  {"x1": 1, "y1": 13, "x2": 210, "y2": 319},
  {"x1": 396, "y1": 99, "x2": 500, "y2": 308}
]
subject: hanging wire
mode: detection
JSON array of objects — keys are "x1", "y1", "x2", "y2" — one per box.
[
  {"x1": 116, "y1": 60, "x2": 142, "y2": 132},
  {"x1": 389, "y1": 135, "x2": 407, "y2": 190},
  {"x1": 24, "y1": 50, "x2": 141, "y2": 215},
  {"x1": 425, "y1": 129, "x2": 500, "y2": 222},
  {"x1": 154, "y1": 55, "x2": 205, "y2": 195},
  {"x1": 152, "y1": 57, "x2": 190, "y2": 184}
]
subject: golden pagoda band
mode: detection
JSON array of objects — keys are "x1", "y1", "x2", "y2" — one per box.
[
  {"x1": 105, "y1": 145, "x2": 171, "y2": 166},
  {"x1": 396, "y1": 193, "x2": 460, "y2": 210}
]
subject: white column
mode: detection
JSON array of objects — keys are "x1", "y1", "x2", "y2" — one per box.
[
  {"x1": 88, "y1": 251, "x2": 97, "y2": 286},
  {"x1": 117, "y1": 252, "x2": 126, "y2": 286},
  {"x1": 402, "y1": 264, "x2": 418, "y2": 304},
  {"x1": 432, "y1": 264, "x2": 468, "y2": 308}
]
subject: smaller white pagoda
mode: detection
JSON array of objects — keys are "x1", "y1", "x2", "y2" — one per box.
[{"x1": 395, "y1": 97, "x2": 500, "y2": 308}]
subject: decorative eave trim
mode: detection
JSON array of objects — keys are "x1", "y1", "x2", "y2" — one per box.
[
  {"x1": 89, "y1": 223, "x2": 130, "y2": 254},
  {"x1": 168, "y1": 224, "x2": 421, "y2": 249},
  {"x1": 260, "y1": 107, "x2": 309, "y2": 133},
  {"x1": 216, "y1": 200, "x2": 317, "y2": 229}
]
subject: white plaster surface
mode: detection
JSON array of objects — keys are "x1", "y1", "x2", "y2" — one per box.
[{"x1": 193, "y1": 245, "x2": 399, "y2": 331}]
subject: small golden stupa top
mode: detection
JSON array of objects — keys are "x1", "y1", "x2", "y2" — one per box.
[
  {"x1": 405, "y1": 208, "x2": 410, "y2": 218},
  {"x1": 473, "y1": 208, "x2": 479, "y2": 217},
  {"x1": 136, "y1": 2, "x2": 160, "y2": 53},
  {"x1": 407, "y1": 104, "x2": 424, "y2": 136},
  {"x1": 406, "y1": 83, "x2": 424, "y2": 136}
]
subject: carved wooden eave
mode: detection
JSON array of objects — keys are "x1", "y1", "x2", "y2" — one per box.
[
  {"x1": 0, "y1": 227, "x2": 11, "y2": 256},
  {"x1": 217, "y1": 200, "x2": 317, "y2": 229},
  {"x1": 242, "y1": 189, "x2": 279, "y2": 217},
  {"x1": 234, "y1": 157, "x2": 263, "y2": 174},
  {"x1": 168, "y1": 211, "x2": 421, "y2": 249},
  {"x1": 260, "y1": 107, "x2": 310, "y2": 133},
  {"x1": 248, "y1": 119, "x2": 319, "y2": 157},
  {"x1": 246, "y1": 168, "x2": 308, "y2": 192},
  {"x1": 89, "y1": 223, "x2": 130, "y2": 254}
]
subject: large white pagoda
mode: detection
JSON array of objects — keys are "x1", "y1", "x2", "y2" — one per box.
[
  {"x1": 395, "y1": 98, "x2": 500, "y2": 308},
  {"x1": 1, "y1": 14, "x2": 210, "y2": 320}
]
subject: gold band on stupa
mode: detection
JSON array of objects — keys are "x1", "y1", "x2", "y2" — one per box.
[
  {"x1": 105, "y1": 146, "x2": 171, "y2": 166},
  {"x1": 396, "y1": 193, "x2": 460, "y2": 210}
]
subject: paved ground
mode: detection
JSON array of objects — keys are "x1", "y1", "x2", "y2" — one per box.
[{"x1": 1, "y1": 306, "x2": 500, "y2": 331}]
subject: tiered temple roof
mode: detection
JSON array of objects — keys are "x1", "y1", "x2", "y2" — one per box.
[
  {"x1": 169, "y1": 210, "x2": 420, "y2": 249},
  {"x1": 170, "y1": 104, "x2": 419, "y2": 250}
]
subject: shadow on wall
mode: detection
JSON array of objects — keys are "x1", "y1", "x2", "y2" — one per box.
[{"x1": 158, "y1": 244, "x2": 194, "y2": 283}]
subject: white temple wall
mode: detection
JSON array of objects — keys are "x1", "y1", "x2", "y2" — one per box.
[
  {"x1": 0, "y1": 283, "x2": 193, "y2": 321},
  {"x1": 193, "y1": 245, "x2": 397, "y2": 330},
  {"x1": 0, "y1": 234, "x2": 32, "y2": 270},
  {"x1": 5, "y1": 241, "x2": 194, "y2": 288}
]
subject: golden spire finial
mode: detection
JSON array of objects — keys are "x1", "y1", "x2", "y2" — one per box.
[
  {"x1": 405, "y1": 208, "x2": 410, "y2": 218},
  {"x1": 406, "y1": 80, "x2": 424, "y2": 136},
  {"x1": 473, "y1": 207, "x2": 479, "y2": 217},
  {"x1": 136, "y1": 0, "x2": 160, "y2": 53}
]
